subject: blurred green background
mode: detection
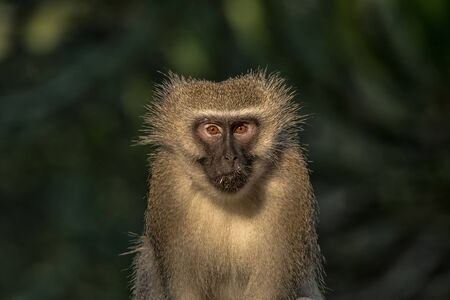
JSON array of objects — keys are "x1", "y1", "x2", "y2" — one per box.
[{"x1": 1, "y1": 0, "x2": 449, "y2": 299}]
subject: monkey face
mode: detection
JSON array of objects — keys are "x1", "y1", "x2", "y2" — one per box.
[{"x1": 193, "y1": 117, "x2": 258, "y2": 193}]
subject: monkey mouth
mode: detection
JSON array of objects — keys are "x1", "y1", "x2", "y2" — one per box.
[{"x1": 212, "y1": 170, "x2": 248, "y2": 193}]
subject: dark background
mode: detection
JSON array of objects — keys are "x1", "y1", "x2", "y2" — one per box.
[{"x1": 1, "y1": 0, "x2": 449, "y2": 299}]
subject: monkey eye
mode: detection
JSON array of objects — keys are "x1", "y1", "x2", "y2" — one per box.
[
  {"x1": 232, "y1": 121, "x2": 257, "y2": 143},
  {"x1": 206, "y1": 125, "x2": 221, "y2": 136},
  {"x1": 234, "y1": 124, "x2": 248, "y2": 135}
]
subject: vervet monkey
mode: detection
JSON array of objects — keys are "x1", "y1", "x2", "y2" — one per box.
[{"x1": 131, "y1": 71, "x2": 324, "y2": 300}]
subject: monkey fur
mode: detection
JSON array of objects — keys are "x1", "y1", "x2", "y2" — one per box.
[{"x1": 131, "y1": 71, "x2": 324, "y2": 300}]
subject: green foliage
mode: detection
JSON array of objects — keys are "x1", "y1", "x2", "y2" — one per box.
[{"x1": 1, "y1": 0, "x2": 449, "y2": 299}]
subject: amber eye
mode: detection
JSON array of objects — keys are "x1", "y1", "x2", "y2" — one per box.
[
  {"x1": 206, "y1": 125, "x2": 221, "y2": 135},
  {"x1": 234, "y1": 124, "x2": 248, "y2": 134}
]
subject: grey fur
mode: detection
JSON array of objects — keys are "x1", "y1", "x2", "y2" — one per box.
[{"x1": 132, "y1": 70, "x2": 324, "y2": 300}]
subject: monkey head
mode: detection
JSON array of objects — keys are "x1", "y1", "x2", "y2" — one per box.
[{"x1": 140, "y1": 71, "x2": 302, "y2": 197}]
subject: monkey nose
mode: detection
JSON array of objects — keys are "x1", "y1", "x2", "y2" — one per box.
[
  {"x1": 221, "y1": 154, "x2": 238, "y2": 171},
  {"x1": 223, "y1": 154, "x2": 238, "y2": 161}
]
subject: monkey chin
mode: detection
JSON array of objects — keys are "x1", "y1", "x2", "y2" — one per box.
[{"x1": 211, "y1": 170, "x2": 248, "y2": 193}]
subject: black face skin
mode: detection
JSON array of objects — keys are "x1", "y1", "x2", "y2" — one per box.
[{"x1": 193, "y1": 117, "x2": 258, "y2": 193}]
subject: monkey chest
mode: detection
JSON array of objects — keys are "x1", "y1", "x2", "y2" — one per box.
[
  {"x1": 184, "y1": 216, "x2": 259, "y2": 295},
  {"x1": 196, "y1": 216, "x2": 256, "y2": 257},
  {"x1": 182, "y1": 200, "x2": 262, "y2": 267}
]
